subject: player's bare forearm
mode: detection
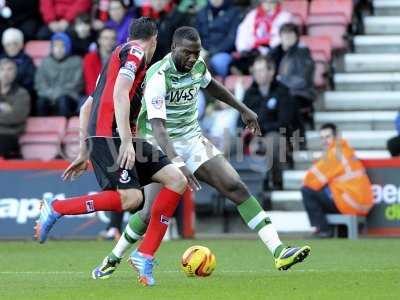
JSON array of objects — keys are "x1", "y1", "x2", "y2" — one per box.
[
  {"x1": 78, "y1": 96, "x2": 93, "y2": 157},
  {"x1": 150, "y1": 118, "x2": 179, "y2": 159},
  {"x1": 205, "y1": 78, "x2": 251, "y2": 114}
]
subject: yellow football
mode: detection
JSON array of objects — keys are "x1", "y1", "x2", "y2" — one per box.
[{"x1": 181, "y1": 245, "x2": 216, "y2": 277}]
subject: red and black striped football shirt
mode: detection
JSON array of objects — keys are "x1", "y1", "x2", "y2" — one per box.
[{"x1": 88, "y1": 41, "x2": 147, "y2": 138}]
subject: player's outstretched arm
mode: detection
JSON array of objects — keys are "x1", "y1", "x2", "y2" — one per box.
[
  {"x1": 205, "y1": 78, "x2": 261, "y2": 136},
  {"x1": 151, "y1": 118, "x2": 201, "y2": 191},
  {"x1": 62, "y1": 96, "x2": 92, "y2": 181},
  {"x1": 114, "y1": 74, "x2": 136, "y2": 170}
]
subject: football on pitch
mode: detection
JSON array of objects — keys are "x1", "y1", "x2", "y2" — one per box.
[{"x1": 181, "y1": 245, "x2": 216, "y2": 277}]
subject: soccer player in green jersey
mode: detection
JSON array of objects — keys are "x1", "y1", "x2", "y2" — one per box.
[{"x1": 93, "y1": 27, "x2": 310, "y2": 284}]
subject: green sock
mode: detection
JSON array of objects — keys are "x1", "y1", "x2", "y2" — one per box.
[
  {"x1": 110, "y1": 213, "x2": 148, "y2": 258},
  {"x1": 237, "y1": 196, "x2": 284, "y2": 257},
  {"x1": 237, "y1": 196, "x2": 271, "y2": 231},
  {"x1": 124, "y1": 212, "x2": 147, "y2": 241}
]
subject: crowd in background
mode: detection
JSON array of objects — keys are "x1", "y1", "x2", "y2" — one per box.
[{"x1": 0, "y1": 0, "x2": 319, "y2": 190}]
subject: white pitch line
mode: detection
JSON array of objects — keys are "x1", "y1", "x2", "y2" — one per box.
[{"x1": 0, "y1": 269, "x2": 396, "y2": 275}]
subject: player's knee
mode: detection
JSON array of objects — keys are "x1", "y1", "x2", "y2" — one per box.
[
  {"x1": 222, "y1": 178, "x2": 250, "y2": 202},
  {"x1": 164, "y1": 167, "x2": 188, "y2": 194},
  {"x1": 118, "y1": 189, "x2": 143, "y2": 210}
]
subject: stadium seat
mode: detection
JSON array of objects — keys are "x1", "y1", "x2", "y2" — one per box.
[
  {"x1": 313, "y1": 61, "x2": 329, "y2": 89},
  {"x1": 19, "y1": 117, "x2": 67, "y2": 160},
  {"x1": 282, "y1": 0, "x2": 309, "y2": 27},
  {"x1": 224, "y1": 75, "x2": 253, "y2": 93},
  {"x1": 306, "y1": 0, "x2": 353, "y2": 51},
  {"x1": 300, "y1": 36, "x2": 332, "y2": 88},
  {"x1": 300, "y1": 36, "x2": 332, "y2": 62},
  {"x1": 309, "y1": 0, "x2": 353, "y2": 23},
  {"x1": 24, "y1": 40, "x2": 51, "y2": 67},
  {"x1": 63, "y1": 117, "x2": 80, "y2": 160}
]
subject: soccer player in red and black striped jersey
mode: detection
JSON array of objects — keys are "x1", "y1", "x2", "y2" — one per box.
[{"x1": 35, "y1": 18, "x2": 188, "y2": 285}]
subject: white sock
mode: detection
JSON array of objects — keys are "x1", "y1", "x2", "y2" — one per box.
[
  {"x1": 111, "y1": 224, "x2": 142, "y2": 258},
  {"x1": 258, "y1": 224, "x2": 283, "y2": 255},
  {"x1": 112, "y1": 234, "x2": 131, "y2": 258}
]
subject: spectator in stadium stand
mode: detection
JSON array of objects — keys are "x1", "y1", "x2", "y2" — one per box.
[
  {"x1": 386, "y1": 112, "x2": 400, "y2": 157},
  {"x1": 0, "y1": 0, "x2": 41, "y2": 42},
  {"x1": 232, "y1": 0, "x2": 292, "y2": 74},
  {"x1": 269, "y1": 23, "x2": 316, "y2": 149},
  {"x1": 83, "y1": 27, "x2": 116, "y2": 96},
  {"x1": 68, "y1": 13, "x2": 97, "y2": 56},
  {"x1": 37, "y1": 0, "x2": 92, "y2": 39},
  {"x1": 0, "y1": 28, "x2": 36, "y2": 95},
  {"x1": 105, "y1": 0, "x2": 136, "y2": 45},
  {"x1": 240, "y1": 55, "x2": 297, "y2": 191},
  {"x1": 142, "y1": 0, "x2": 195, "y2": 63},
  {"x1": 196, "y1": 0, "x2": 242, "y2": 77},
  {"x1": 301, "y1": 123, "x2": 374, "y2": 238},
  {"x1": 0, "y1": 58, "x2": 30, "y2": 159},
  {"x1": 34, "y1": 32, "x2": 83, "y2": 117}
]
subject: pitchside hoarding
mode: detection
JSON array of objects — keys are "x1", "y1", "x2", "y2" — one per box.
[
  {"x1": 1, "y1": 159, "x2": 400, "y2": 239},
  {"x1": 364, "y1": 159, "x2": 400, "y2": 236},
  {"x1": 0, "y1": 161, "x2": 109, "y2": 239}
]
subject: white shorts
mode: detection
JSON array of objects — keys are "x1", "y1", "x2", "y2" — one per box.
[{"x1": 172, "y1": 135, "x2": 222, "y2": 173}]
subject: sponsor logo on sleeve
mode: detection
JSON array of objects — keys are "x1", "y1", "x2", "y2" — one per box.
[
  {"x1": 124, "y1": 61, "x2": 137, "y2": 73},
  {"x1": 151, "y1": 96, "x2": 164, "y2": 109},
  {"x1": 130, "y1": 45, "x2": 144, "y2": 60}
]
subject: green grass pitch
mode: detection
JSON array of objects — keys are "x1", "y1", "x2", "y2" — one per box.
[{"x1": 1, "y1": 239, "x2": 400, "y2": 300}]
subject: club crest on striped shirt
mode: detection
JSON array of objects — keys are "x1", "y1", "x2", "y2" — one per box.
[{"x1": 160, "y1": 215, "x2": 169, "y2": 225}]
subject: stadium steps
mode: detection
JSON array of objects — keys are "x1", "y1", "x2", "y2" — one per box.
[
  {"x1": 354, "y1": 35, "x2": 400, "y2": 53},
  {"x1": 344, "y1": 54, "x2": 400, "y2": 72},
  {"x1": 283, "y1": 170, "x2": 306, "y2": 190},
  {"x1": 314, "y1": 111, "x2": 395, "y2": 130},
  {"x1": 364, "y1": 16, "x2": 400, "y2": 34},
  {"x1": 324, "y1": 91, "x2": 400, "y2": 110},
  {"x1": 306, "y1": 130, "x2": 396, "y2": 150},
  {"x1": 334, "y1": 73, "x2": 400, "y2": 91},
  {"x1": 293, "y1": 150, "x2": 390, "y2": 170},
  {"x1": 374, "y1": 0, "x2": 400, "y2": 16}
]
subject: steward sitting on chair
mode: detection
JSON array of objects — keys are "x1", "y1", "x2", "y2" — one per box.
[{"x1": 301, "y1": 123, "x2": 373, "y2": 238}]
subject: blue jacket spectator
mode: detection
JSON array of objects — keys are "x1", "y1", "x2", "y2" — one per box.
[
  {"x1": 34, "y1": 32, "x2": 83, "y2": 117},
  {"x1": 196, "y1": 0, "x2": 242, "y2": 77},
  {"x1": 105, "y1": 0, "x2": 136, "y2": 45},
  {"x1": 0, "y1": 28, "x2": 36, "y2": 94},
  {"x1": 387, "y1": 112, "x2": 400, "y2": 157}
]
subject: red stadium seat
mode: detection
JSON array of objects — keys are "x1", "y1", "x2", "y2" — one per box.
[
  {"x1": 313, "y1": 61, "x2": 329, "y2": 89},
  {"x1": 19, "y1": 117, "x2": 67, "y2": 160},
  {"x1": 224, "y1": 75, "x2": 253, "y2": 93},
  {"x1": 300, "y1": 36, "x2": 332, "y2": 62},
  {"x1": 24, "y1": 40, "x2": 51, "y2": 67},
  {"x1": 307, "y1": 22, "x2": 347, "y2": 50},
  {"x1": 309, "y1": 0, "x2": 353, "y2": 24},
  {"x1": 306, "y1": 0, "x2": 352, "y2": 51},
  {"x1": 282, "y1": 0, "x2": 309, "y2": 27},
  {"x1": 63, "y1": 117, "x2": 80, "y2": 160}
]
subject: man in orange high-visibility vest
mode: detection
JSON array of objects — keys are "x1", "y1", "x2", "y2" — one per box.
[{"x1": 301, "y1": 123, "x2": 373, "y2": 238}]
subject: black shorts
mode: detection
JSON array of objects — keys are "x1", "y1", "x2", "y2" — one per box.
[{"x1": 87, "y1": 137, "x2": 170, "y2": 191}]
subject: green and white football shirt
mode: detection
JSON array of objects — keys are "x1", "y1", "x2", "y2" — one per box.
[{"x1": 137, "y1": 53, "x2": 212, "y2": 140}]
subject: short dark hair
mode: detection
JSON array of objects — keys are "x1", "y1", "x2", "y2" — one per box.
[
  {"x1": 253, "y1": 54, "x2": 276, "y2": 69},
  {"x1": 280, "y1": 23, "x2": 300, "y2": 37},
  {"x1": 320, "y1": 123, "x2": 337, "y2": 136},
  {"x1": 129, "y1": 17, "x2": 157, "y2": 40},
  {"x1": 75, "y1": 13, "x2": 91, "y2": 24},
  {"x1": 98, "y1": 26, "x2": 116, "y2": 37},
  {"x1": 172, "y1": 26, "x2": 200, "y2": 45}
]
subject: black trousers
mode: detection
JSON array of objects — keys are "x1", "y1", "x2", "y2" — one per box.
[
  {"x1": 387, "y1": 135, "x2": 400, "y2": 157},
  {"x1": 0, "y1": 134, "x2": 19, "y2": 158},
  {"x1": 301, "y1": 186, "x2": 339, "y2": 231}
]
